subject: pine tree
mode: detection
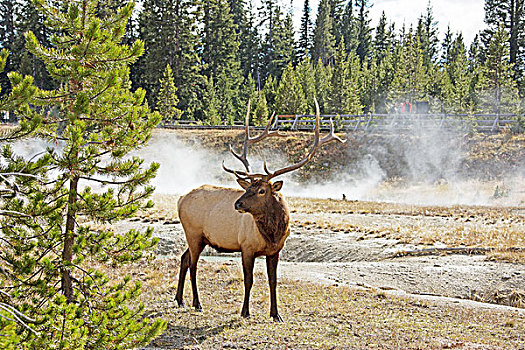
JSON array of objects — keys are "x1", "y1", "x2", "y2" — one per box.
[
  {"x1": 137, "y1": 0, "x2": 204, "y2": 119},
  {"x1": 341, "y1": 1, "x2": 357, "y2": 54},
  {"x1": 330, "y1": 0, "x2": 346, "y2": 43},
  {"x1": 202, "y1": 76, "x2": 220, "y2": 124},
  {"x1": 0, "y1": 48, "x2": 41, "y2": 349},
  {"x1": 243, "y1": 74, "x2": 269, "y2": 125},
  {"x1": 444, "y1": 34, "x2": 471, "y2": 113},
  {"x1": 481, "y1": 23, "x2": 520, "y2": 113},
  {"x1": 156, "y1": 64, "x2": 182, "y2": 122},
  {"x1": 12, "y1": 0, "x2": 54, "y2": 90},
  {"x1": 355, "y1": 0, "x2": 373, "y2": 62},
  {"x1": 483, "y1": 0, "x2": 524, "y2": 69},
  {"x1": 328, "y1": 39, "x2": 362, "y2": 114},
  {"x1": 298, "y1": 0, "x2": 312, "y2": 59},
  {"x1": 312, "y1": 0, "x2": 336, "y2": 65},
  {"x1": 1, "y1": 2, "x2": 166, "y2": 347},
  {"x1": 267, "y1": 10, "x2": 295, "y2": 79},
  {"x1": 274, "y1": 63, "x2": 307, "y2": 114},
  {"x1": 389, "y1": 30, "x2": 429, "y2": 107},
  {"x1": 441, "y1": 25, "x2": 453, "y2": 66},
  {"x1": 0, "y1": 0, "x2": 16, "y2": 94},
  {"x1": 238, "y1": 3, "x2": 262, "y2": 80},
  {"x1": 263, "y1": 74, "x2": 278, "y2": 112},
  {"x1": 416, "y1": 1, "x2": 440, "y2": 70},
  {"x1": 374, "y1": 11, "x2": 390, "y2": 63},
  {"x1": 296, "y1": 53, "x2": 316, "y2": 112},
  {"x1": 313, "y1": 58, "x2": 332, "y2": 112},
  {"x1": 202, "y1": 0, "x2": 242, "y2": 123}
]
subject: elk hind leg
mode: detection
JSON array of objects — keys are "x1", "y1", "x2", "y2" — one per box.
[
  {"x1": 175, "y1": 248, "x2": 190, "y2": 307},
  {"x1": 189, "y1": 240, "x2": 205, "y2": 311}
]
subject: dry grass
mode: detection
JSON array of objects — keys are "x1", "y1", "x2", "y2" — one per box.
[
  {"x1": 100, "y1": 258, "x2": 525, "y2": 349},
  {"x1": 142, "y1": 194, "x2": 525, "y2": 263},
  {"x1": 288, "y1": 197, "x2": 525, "y2": 263}
]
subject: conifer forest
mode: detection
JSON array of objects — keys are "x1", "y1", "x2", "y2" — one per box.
[{"x1": 1, "y1": 0, "x2": 525, "y2": 125}]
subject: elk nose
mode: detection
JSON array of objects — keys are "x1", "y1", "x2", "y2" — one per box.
[{"x1": 234, "y1": 200, "x2": 243, "y2": 211}]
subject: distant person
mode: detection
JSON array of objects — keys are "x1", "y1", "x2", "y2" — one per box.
[{"x1": 401, "y1": 100, "x2": 412, "y2": 113}]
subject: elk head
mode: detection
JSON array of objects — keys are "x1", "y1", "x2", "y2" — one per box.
[{"x1": 223, "y1": 99, "x2": 346, "y2": 215}]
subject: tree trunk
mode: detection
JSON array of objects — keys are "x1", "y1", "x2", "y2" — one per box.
[{"x1": 61, "y1": 177, "x2": 78, "y2": 303}]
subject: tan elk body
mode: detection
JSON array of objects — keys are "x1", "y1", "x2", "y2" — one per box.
[
  {"x1": 175, "y1": 100, "x2": 344, "y2": 322},
  {"x1": 177, "y1": 184, "x2": 290, "y2": 255}
]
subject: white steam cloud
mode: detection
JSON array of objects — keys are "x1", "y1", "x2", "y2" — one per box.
[{"x1": 4, "y1": 127, "x2": 524, "y2": 207}]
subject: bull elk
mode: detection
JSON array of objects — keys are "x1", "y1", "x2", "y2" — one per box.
[{"x1": 175, "y1": 100, "x2": 345, "y2": 322}]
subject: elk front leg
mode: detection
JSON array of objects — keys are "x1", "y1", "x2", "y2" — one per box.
[
  {"x1": 175, "y1": 249, "x2": 190, "y2": 307},
  {"x1": 266, "y1": 252, "x2": 283, "y2": 322},
  {"x1": 241, "y1": 251, "x2": 255, "y2": 318}
]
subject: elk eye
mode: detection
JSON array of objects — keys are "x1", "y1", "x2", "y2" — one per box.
[{"x1": 258, "y1": 189, "x2": 266, "y2": 195}]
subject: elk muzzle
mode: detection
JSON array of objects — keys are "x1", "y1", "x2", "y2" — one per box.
[{"x1": 234, "y1": 199, "x2": 246, "y2": 213}]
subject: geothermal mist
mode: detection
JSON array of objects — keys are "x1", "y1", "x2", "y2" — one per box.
[
  {"x1": 137, "y1": 129, "x2": 524, "y2": 206},
  {"x1": 5, "y1": 127, "x2": 524, "y2": 206}
]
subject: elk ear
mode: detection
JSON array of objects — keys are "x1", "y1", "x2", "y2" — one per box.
[
  {"x1": 272, "y1": 181, "x2": 283, "y2": 192},
  {"x1": 237, "y1": 179, "x2": 251, "y2": 189}
]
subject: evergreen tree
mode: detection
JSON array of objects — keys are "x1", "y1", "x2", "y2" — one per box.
[
  {"x1": 330, "y1": 0, "x2": 346, "y2": 43},
  {"x1": 274, "y1": 63, "x2": 307, "y2": 114},
  {"x1": 1, "y1": 2, "x2": 166, "y2": 347},
  {"x1": 138, "y1": 0, "x2": 204, "y2": 119},
  {"x1": 259, "y1": 0, "x2": 278, "y2": 79},
  {"x1": 201, "y1": 76, "x2": 220, "y2": 124},
  {"x1": 263, "y1": 74, "x2": 278, "y2": 112},
  {"x1": 202, "y1": 0, "x2": 242, "y2": 123},
  {"x1": 313, "y1": 58, "x2": 332, "y2": 112},
  {"x1": 243, "y1": 74, "x2": 269, "y2": 125},
  {"x1": 374, "y1": 11, "x2": 390, "y2": 63},
  {"x1": 156, "y1": 64, "x2": 182, "y2": 122},
  {"x1": 267, "y1": 10, "x2": 295, "y2": 79},
  {"x1": 355, "y1": 0, "x2": 373, "y2": 62},
  {"x1": 328, "y1": 39, "x2": 362, "y2": 114},
  {"x1": 296, "y1": 53, "x2": 316, "y2": 112},
  {"x1": 238, "y1": 3, "x2": 262, "y2": 80},
  {"x1": 0, "y1": 0, "x2": 16, "y2": 94},
  {"x1": 0, "y1": 49, "x2": 40, "y2": 350},
  {"x1": 298, "y1": 0, "x2": 312, "y2": 59},
  {"x1": 12, "y1": 0, "x2": 54, "y2": 90},
  {"x1": 481, "y1": 23, "x2": 520, "y2": 113},
  {"x1": 389, "y1": 30, "x2": 428, "y2": 107},
  {"x1": 444, "y1": 34, "x2": 471, "y2": 113},
  {"x1": 441, "y1": 25, "x2": 453, "y2": 66},
  {"x1": 416, "y1": 1, "x2": 440, "y2": 69},
  {"x1": 483, "y1": 0, "x2": 524, "y2": 69},
  {"x1": 312, "y1": 0, "x2": 336, "y2": 65},
  {"x1": 341, "y1": 1, "x2": 357, "y2": 54}
]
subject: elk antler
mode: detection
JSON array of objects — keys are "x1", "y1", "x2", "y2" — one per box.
[
  {"x1": 225, "y1": 100, "x2": 286, "y2": 176},
  {"x1": 223, "y1": 99, "x2": 346, "y2": 182},
  {"x1": 263, "y1": 99, "x2": 346, "y2": 180}
]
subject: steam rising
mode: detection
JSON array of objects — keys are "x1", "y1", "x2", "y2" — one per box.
[
  {"x1": 137, "y1": 128, "x2": 524, "y2": 206},
  {"x1": 5, "y1": 127, "x2": 524, "y2": 207}
]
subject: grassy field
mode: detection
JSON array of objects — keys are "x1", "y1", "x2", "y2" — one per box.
[{"x1": 100, "y1": 258, "x2": 525, "y2": 349}]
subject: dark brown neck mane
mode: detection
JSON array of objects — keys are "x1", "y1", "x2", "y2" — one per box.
[{"x1": 253, "y1": 195, "x2": 289, "y2": 244}]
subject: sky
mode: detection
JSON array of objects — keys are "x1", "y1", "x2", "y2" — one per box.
[{"x1": 286, "y1": 0, "x2": 486, "y2": 46}]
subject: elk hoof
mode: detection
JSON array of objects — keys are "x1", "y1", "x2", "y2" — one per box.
[
  {"x1": 176, "y1": 300, "x2": 185, "y2": 308},
  {"x1": 194, "y1": 303, "x2": 202, "y2": 312},
  {"x1": 241, "y1": 310, "x2": 250, "y2": 318},
  {"x1": 272, "y1": 314, "x2": 283, "y2": 323}
]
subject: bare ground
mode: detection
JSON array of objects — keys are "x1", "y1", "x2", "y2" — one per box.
[{"x1": 107, "y1": 194, "x2": 525, "y2": 349}]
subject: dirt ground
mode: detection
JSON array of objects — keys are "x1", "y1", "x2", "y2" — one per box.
[
  {"x1": 120, "y1": 195, "x2": 525, "y2": 311},
  {"x1": 105, "y1": 193, "x2": 525, "y2": 349}
]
